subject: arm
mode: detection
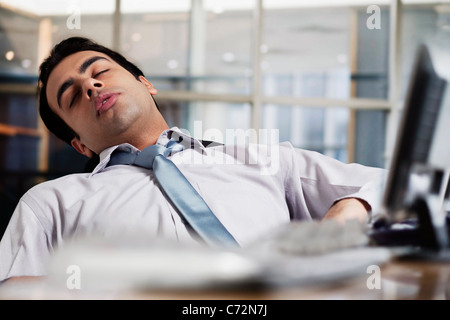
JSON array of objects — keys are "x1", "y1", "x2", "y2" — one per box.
[
  {"x1": 0, "y1": 197, "x2": 52, "y2": 282},
  {"x1": 322, "y1": 197, "x2": 372, "y2": 224},
  {"x1": 288, "y1": 146, "x2": 387, "y2": 222}
]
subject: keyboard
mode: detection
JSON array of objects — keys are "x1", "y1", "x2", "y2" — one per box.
[{"x1": 244, "y1": 219, "x2": 393, "y2": 286}]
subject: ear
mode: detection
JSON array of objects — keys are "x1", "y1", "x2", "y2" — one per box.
[
  {"x1": 139, "y1": 75, "x2": 158, "y2": 95},
  {"x1": 71, "y1": 138, "x2": 94, "y2": 158}
]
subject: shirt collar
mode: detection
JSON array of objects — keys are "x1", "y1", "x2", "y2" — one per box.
[
  {"x1": 163, "y1": 127, "x2": 206, "y2": 152},
  {"x1": 90, "y1": 127, "x2": 206, "y2": 176}
]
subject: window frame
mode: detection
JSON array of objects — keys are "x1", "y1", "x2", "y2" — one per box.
[{"x1": 0, "y1": 0, "x2": 407, "y2": 170}]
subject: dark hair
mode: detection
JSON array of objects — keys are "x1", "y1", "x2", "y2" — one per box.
[{"x1": 38, "y1": 37, "x2": 145, "y2": 146}]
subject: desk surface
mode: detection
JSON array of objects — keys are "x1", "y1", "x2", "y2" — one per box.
[
  {"x1": 130, "y1": 259, "x2": 450, "y2": 300},
  {"x1": 1, "y1": 258, "x2": 449, "y2": 300}
]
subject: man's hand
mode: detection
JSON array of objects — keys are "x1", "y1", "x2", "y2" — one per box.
[{"x1": 322, "y1": 198, "x2": 371, "y2": 224}]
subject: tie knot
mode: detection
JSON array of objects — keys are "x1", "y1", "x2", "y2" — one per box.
[
  {"x1": 108, "y1": 140, "x2": 184, "y2": 170},
  {"x1": 134, "y1": 144, "x2": 170, "y2": 169}
]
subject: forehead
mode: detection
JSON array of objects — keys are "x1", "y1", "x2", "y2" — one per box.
[{"x1": 48, "y1": 50, "x2": 112, "y2": 85}]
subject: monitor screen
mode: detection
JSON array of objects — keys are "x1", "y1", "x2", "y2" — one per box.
[{"x1": 381, "y1": 44, "x2": 448, "y2": 223}]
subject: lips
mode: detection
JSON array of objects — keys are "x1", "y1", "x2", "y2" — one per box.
[{"x1": 94, "y1": 92, "x2": 119, "y2": 115}]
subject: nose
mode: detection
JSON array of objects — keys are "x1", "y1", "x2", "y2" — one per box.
[{"x1": 83, "y1": 78, "x2": 103, "y2": 99}]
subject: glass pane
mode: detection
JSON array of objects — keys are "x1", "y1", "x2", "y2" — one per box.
[
  {"x1": 121, "y1": 0, "x2": 254, "y2": 95},
  {"x1": 262, "y1": 1, "x2": 390, "y2": 100},
  {"x1": 156, "y1": 98, "x2": 251, "y2": 143},
  {"x1": 352, "y1": 4, "x2": 390, "y2": 168},
  {"x1": 353, "y1": 6, "x2": 390, "y2": 100},
  {"x1": 191, "y1": 0, "x2": 254, "y2": 95},
  {"x1": 46, "y1": 0, "x2": 116, "y2": 49},
  {"x1": 1, "y1": 0, "x2": 116, "y2": 56},
  {"x1": 120, "y1": 0, "x2": 191, "y2": 91},
  {"x1": 0, "y1": 0, "x2": 115, "y2": 175},
  {"x1": 0, "y1": 0, "x2": 115, "y2": 16},
  {"x1": 401, "y1": 2, "x2": 450, "y2": 99},
  {"x1": 261, "y1": 104, "x2": 350, "y2": 162},
  {"x1": 354, "y1": 110, "x2": 387, "y2": 168},
  {"x1": 0, "y1": 5, "x2": 40, "y2": 77}
]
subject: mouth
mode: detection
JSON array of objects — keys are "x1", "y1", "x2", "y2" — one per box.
[{"x1": 95, "y1": 92, "x2": 120, "y2": 116}]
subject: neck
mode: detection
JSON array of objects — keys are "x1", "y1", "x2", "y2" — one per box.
[{"x1": 127, "y1": 122, "x2": 170, "y2": 151}]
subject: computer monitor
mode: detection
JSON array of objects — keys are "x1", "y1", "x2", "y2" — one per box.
[{"x1": 371, "y1": 44, "x2": 450, "y2": 253}]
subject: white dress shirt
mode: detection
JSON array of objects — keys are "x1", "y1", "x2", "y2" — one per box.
[{"x1": 0, "y1": 127, "x2": 387, "y2": 281}]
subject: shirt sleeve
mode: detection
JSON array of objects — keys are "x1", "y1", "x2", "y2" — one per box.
[
  {"x1": 0, "y1": 197, "x2": 52, "y2": 282},
  {"x1": 284, "y1": 144, "x2": 388, "y2": 221}
]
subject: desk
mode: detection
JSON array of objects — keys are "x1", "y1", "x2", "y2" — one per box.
[
  {"x1": 127, "y1": 258, "x2": 450, "y2": 300},
  {"x1": 1, "y1": 258, "x2": 449, "y2": 300}
]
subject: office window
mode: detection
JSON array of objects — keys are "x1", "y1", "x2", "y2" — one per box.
[
  {"x1": 352, "y1": 6, "x2": 389, "y2": 167},
  {"x1": 120, "y1": 0, "x2": 190, "y2": 90},
  {"x1": 120, "y1": 0, "x2": 254, "y2": 96},
  {"x1": 191, "y1": 0, "x2": 254, "y2": 95},
  {"x1": 262, "y1": 6, "x2": 353, "y2": 99},
  {"x1": 260, "y1": 2, "x2": 389, "y2": 164},
  {"x1": 401, "y1": 4, "x2": 450, "y2": 98},
  {"x1": 262, "y1": 104, "x2": 349, "y2": 161},
  {"x1": 157, "y1": 99, "x2": 251, "y2": 140},
  {"x1": 188, "y1": 102, "x2": 252, "y2": 141},
  {"x1": 49, "y1": 11, "x2": 115, "y2": 50}
]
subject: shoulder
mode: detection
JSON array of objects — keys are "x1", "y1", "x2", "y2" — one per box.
[
  {"x1": 22, "y1": 173, "x2": 91, "y2": 206},
  {"x1": 29, "y1": 172, "x2": 91, "y2": 191}
]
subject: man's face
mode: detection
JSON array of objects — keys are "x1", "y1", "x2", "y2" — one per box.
[{"x1": 46, "y1": 50, "x2": 164, "y2": 156}]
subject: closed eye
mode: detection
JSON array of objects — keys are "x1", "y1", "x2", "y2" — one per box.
[
  {"x1": 94, "y1": 69, "x2": 109, "y2": 78},
  {"x1": 69, "y1": 91, "x2": 80, "y2": 108}
]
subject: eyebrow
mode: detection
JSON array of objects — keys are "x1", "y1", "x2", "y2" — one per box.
[{"x1": 56, "y1": 56, "x2": 110, "y2": 108}]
